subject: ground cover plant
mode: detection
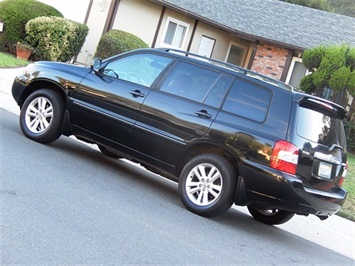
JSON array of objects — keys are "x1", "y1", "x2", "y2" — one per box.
[
  {"x1": 338, "y1": 152, "x2": 355, "y2": 221},
  {"x1": 0, "y1": 52, "x2": 29, "y2": 67}
]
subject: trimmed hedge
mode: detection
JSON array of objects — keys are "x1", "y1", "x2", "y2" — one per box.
[
  {"x1": 95, "y1": 29, "x2": 148, "y2": 59},
  {"x1": 26, "y1": 16, "x2": 89, "y2": 62},
  {"x1": 0, "y1": 0, "x2": 63, "y2": 52}
]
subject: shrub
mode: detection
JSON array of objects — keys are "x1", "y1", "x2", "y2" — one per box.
[
  {"x1": 302, "y1": 45, "x2": 325, "y2": 71},
  {"x1": 299, "y1": 74, "x2": 315, "y2": 94},
  {"x1": 26, "y1": 16, "x2": 89, "y2": 62},
  {"x1": 0, "y1": 0, "x2": 63, "y2": 52},
  {"x1": 95, "y1": 29, "x2": 148, "y2": 59}
]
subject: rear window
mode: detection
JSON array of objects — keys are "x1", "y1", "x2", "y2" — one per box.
[{"x1": 297, "y1": 106, "x2": 346, "y2": 148}]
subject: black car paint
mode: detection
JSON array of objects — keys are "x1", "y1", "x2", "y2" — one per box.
[{"x1": 12, "y1": 48, "x2": 347, "y2": 220}]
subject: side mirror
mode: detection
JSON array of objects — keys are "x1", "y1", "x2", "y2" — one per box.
[{"x1": 91, "y1": 58, "x2": 102, "y2": 73}]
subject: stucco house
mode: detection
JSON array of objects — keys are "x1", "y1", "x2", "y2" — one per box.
[{"x1": 37, "y1": 0, "x2": 355, "y2": 111}]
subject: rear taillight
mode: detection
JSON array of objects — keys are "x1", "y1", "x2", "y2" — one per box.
[
  {"x1": 270, "y1": 140, "x2": 299, "y2": 174},
  {"x1": 338, "y1": 161, "x2": 348, "y2": 187}
]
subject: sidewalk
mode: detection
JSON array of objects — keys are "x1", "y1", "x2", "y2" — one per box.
[
  {"x1": 0, "y1": 67, "x2": 24, "y2": 115},
  {"x1": 0, "y1": 66, "x2": 355, "y2": 260}
]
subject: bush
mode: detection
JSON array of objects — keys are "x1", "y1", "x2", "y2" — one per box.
[
  {"x1": 26, "y1": 16, "x2": 89, "y2": 62},
  {"x1": 302, "y1": 45, "x2": 325, "y2": 71},
  {"x1": 0, "y1": 0, "x2": 63, "y2": 52},
  {"x1": 299, "y1": 74, "x2": 315, "y2": 94},
  {"x1": 95, "y1": 29, "x2": 148, "y2": 59}
]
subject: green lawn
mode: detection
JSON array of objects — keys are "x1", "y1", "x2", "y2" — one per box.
[
  {"x1": 338, "y1": 152, "x2": 355, "y2": 221},
  {"x1": 0, "y1": 52, "x2": 29, "y2": 68}
]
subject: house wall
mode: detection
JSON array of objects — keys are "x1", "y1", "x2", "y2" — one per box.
[
  {"x1": 189, "y1": 22, "x2": 252, "y2": 68},
  {"x1": 38, "y1": 0, "x2": 89, "y2": 23},
  {"x1": 111, "y1": 0, "x2": 162, "y2": 47},
  {"x1": 251, "y1": 43, "x2": 289, "y2": 80},
  {"x1": 77, "y1": 1, "x2": 112, "y2": 64}
]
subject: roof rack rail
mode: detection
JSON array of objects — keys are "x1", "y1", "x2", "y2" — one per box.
[
  {"x1": 157, "y1": 48, "x2": 246, "y2": 74},
  {"x1": 156, "y1": 48, "x2": 293, "y2": 91}
]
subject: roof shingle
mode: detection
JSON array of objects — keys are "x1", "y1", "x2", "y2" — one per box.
[{"x1": 162, "y1": 0, "x2": 355, "y2": 49}]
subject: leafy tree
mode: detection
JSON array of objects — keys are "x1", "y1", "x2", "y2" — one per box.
[
  {"x1": 300, "y1": 45, "x2": 355, "y2": 97},
  {"x1": 279, "y1": 0, "x2": 332, "y2": 12},
  {"x1": 279, "y1": 0, "x2": 355, "y2": 17},
  {"x1": 328, "y1": 0, "x2": 355, "y2": 17}
]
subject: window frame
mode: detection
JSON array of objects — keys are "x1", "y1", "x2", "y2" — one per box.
[
  {"x1": 225, "y1": 42, "x2": 247, "y2": 67},
  {"x1": 161, "y1": 17, "x2": 190, "y2": 49},
  {"x1": 285, "y1": 56, "x2": 310, "y2": 87}
]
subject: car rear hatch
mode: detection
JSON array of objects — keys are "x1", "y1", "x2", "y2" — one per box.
[{"x1": 292, "y1": 95, "x2": 347, "y2": 192}]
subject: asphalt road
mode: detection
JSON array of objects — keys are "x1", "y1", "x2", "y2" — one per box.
[
  {"x1": 1, "y1": 68, "x2": 354, "y2": 264},
  {"x1": 0, "y1": 108, "x2": 354, "y2": 265}
]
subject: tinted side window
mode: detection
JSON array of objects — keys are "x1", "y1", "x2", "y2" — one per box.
[
  {"x1": 104, "y1": 53, "x2": 172, "y2": 87},
  {"x1": 222, "y1": 79, "x2": 272, "y2": 122},
  {"x1": 160, "y1": 61, "x2": 231, "y2": 107}
]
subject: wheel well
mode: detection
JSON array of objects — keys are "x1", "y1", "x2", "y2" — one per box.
[
  {"x1": 20, "y1": 80, "x2": 66, "y2": 108},
  {"x1": 177, "y1": 142, "x2": 239, "y2": 177}
]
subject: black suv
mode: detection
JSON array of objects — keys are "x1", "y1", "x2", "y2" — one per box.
[{"x1": 12, "y1": 48, "x2": 348, "y2": 225}]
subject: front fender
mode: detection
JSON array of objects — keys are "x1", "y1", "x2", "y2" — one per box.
[{"x1": 11, "y1": 62, "x2": 91, "y2": 106}]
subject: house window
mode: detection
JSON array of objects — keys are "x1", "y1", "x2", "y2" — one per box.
[
  {"x1": 226, "y1": 43, "x2": 247, "y2": 66},
  {"x1": 163, "y1": 17, "x2": 189, "y2": 48},
  {"x1": 286, "y1": 57, "x2": 308, "y2": 89}
]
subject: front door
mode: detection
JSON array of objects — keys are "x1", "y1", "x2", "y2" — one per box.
[{"x1": 70, "y1": 52, "x2": 173, "y2": 148}]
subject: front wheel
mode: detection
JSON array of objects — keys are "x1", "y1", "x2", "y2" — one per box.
[
  {"x1": 247, "y1": 206, "x2": 295, "y2": 225},
  {"x1": 19, "y1": 89, "x2": 64, "y2": 144},
  {"x1": 178, "y1": 154, "x2": 237, "y2": 217}
]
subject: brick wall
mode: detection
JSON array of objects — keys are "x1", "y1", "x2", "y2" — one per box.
[{"x1": 251, "y1": 43, "x2": 289, "y2": 80}]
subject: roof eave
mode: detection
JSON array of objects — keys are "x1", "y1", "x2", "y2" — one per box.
[{"x1": 151, "y1": 0, "x2": 306, "y2": 52}]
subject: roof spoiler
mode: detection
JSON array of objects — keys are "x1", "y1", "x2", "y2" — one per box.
[{"x1": 294, "y1": 94, "x2": 347, "y2": 120}]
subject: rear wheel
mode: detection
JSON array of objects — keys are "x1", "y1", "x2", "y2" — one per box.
[
  {"x1": 20, "y1": 89, "x2": 64, "y2": 144},
  {"x1": 247, "y1": 206, "x2": 295, "y2": 225},
  {"x1": 178, "y1": 154, "x2": 237, "y2": 217}
]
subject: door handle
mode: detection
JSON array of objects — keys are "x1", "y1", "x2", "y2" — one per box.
[
  {"x1": 130, "y1": 90, "x2": 145, "y2": 98},
  {"x1": 195, "y1": 110, "x2": 212, "y2": 119}
]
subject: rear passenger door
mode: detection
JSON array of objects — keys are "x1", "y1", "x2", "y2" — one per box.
[
  {"x1": 209, "y1": 77, "x2": 282, "y2": 165},
  {"x1": 132, "y1": 61, "x2": 233, "y2": 169}
]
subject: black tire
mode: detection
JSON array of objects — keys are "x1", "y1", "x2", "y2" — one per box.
[
  {"x1": 178, "y1": 154, "x2": 237, "y2": 217},
  {"x1": 19, "y1": 89, "x2": 64, "y2": 144},
  {"x1": 98, "y1": 144, "x2": 120, "y2": 159},
  {"x1": 247, "y1": 206, "x2": 295, "y2": 225}
]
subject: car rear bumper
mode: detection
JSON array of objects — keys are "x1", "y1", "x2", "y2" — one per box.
[{"x1": 236, "y1": 161, "x2": 347, "y2": 217}]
